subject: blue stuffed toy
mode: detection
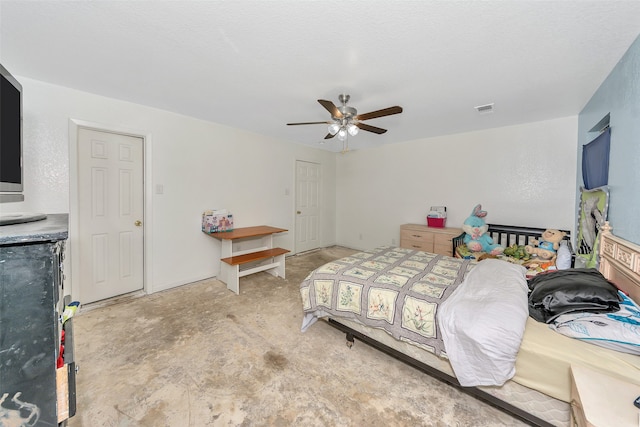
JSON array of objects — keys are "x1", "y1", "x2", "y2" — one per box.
[{"x1": 462, "y1": 204, "x2": 504, "y2": 255}]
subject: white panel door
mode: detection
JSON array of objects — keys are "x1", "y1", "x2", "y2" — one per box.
[
  {"x1": 78, "y1": 128, "x2": 144, "y2": 303},
  {"x1": 295, "y1": 160, "x2": 321, "y2": 253}
]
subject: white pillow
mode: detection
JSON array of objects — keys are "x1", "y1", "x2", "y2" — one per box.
[
  {"x1": 550, "y1": 291, "x2": 640, "y2": 355},
  {"x1": 555, "y1": 241, "x2": 572, "y2": 270}
]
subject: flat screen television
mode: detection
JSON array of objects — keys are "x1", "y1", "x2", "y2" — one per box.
[{"x1": 0, "y1": 62, "x2": 24, "y2": 203}]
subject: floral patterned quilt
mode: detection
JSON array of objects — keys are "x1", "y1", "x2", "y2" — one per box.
[{"x1": 300, "y1": 246, "x2": 475, "y2": 356}]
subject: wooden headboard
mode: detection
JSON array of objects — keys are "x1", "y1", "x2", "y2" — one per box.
[{"x1": 599, "y1": 221, "x2": 640, "y2": 304}]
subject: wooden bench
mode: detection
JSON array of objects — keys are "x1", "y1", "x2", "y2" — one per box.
[
  {"x1": 220, "y1": 247, "x2": 289, "y2": 294},
  {"x1": 221, "y1": 247, "x2": 289, "y2": 266}
]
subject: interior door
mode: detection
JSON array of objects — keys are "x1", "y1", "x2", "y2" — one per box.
[
  {"x1": 78, "y1": 128, "x2": 144, "y2": 303},
  {"x1": 295, "y1": 160, "x2": 321, "y2": 253}
]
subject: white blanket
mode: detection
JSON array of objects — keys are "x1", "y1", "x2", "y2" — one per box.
[{"x1": 437, "y1": 259, "x2": 529, "y2": 386}]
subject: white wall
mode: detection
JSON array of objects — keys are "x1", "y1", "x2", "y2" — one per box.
[
  {"x1": 5, "y1": 76, "x2": 580, "y2": 300},
  {"x1": 7, "y1": 77, "x2": 336, "y2": 299},
  {"x1": 336, "y1": 116, "x2": 578, "y2": 251}
]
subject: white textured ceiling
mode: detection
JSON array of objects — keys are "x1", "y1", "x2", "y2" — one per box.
[{"x1": 1, "y1": 1, "x2": 640, "y2": 152}]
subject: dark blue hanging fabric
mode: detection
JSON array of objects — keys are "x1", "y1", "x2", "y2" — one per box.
[{"x1": 582, "y1": 127, "x2": 611, "y2": 190}]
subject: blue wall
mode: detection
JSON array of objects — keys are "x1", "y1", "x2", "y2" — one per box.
[{"x1": 578, "y1": 34, "x2": 640, "y2": 245}]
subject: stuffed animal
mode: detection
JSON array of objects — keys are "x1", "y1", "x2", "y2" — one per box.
[
  {"x1": 503, "y1": 244, "x2": 530, "y2": 260},
  {"x1": 525, "y1": 229, "x2": 567, "y2": 261},
  {"x1": 462, "y1": 204, "x2": 504, "y2": 255}
]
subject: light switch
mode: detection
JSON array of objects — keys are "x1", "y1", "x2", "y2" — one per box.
[{"x1": 156, "y1": 184, "x2": 164, "y2": 194}]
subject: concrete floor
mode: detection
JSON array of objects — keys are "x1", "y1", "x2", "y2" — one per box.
[{"x1": 67, "y1": 246, "x2": 525, "y2": 426}]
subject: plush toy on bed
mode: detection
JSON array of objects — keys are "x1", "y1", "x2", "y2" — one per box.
[
  {"x1": 462, "y1": 204, "x2": 504, "y2": 255},
  {"x1": 525, "y1": 229, "x2": 567, "y2": 261}
]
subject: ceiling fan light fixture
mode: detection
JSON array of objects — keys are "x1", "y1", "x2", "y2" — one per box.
[{"x1": 287, "y1": 94, "x2": 403, "y2": 145}]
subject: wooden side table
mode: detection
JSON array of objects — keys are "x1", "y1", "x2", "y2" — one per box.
[
  {"x1": 205, "y1": 226, "x2": 289, "y2": 294},
  {"x1": 570, "y1": 364, "x2": 640, "y2": 426}
]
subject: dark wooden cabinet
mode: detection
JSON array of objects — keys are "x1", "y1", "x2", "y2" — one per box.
[{"x1": 0, "y1": 214, "x2": 75, "y2": 425}]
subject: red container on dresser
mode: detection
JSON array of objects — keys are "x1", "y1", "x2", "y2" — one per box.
[{"x1": 427, "y1": 217, "x2": 446, "y2": 228}]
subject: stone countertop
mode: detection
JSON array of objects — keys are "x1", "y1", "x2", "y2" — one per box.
[{"x1": 0, "y1": 213, "x2": 69, "y2": 245}]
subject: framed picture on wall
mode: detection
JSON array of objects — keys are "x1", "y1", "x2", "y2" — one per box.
[{"x1": 576, "y1": 186, "x2": 609, "y2": 267}]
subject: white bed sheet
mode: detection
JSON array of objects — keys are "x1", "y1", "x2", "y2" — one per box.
[
  {"x1": 438, "y1": 259, "x2": 529, "y2": 386},
  {"x1": 515, "y1": 316, "x2": 640, "y2": 402}
]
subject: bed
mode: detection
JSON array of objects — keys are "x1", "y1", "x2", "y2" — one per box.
[{"x1": 299, "y1": 222, "x2": 640, "y2": 427}]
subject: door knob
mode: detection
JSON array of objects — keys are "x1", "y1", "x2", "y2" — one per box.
[
  {"x1": 297, "y1": 211, "x2": 301, "y2": 214},
  {"x1": 134, "y1": 220, "x2": 142, "y2": 226}
]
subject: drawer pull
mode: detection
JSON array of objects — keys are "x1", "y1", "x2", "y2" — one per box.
[{"x1": 412, "y1": 234, "x2": 421, "y2": 238}]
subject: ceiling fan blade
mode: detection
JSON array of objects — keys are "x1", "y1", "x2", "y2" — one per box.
[
  {"x1": 287, "y1": 121, "x2": 331, "y2": 125},
  {"x1": 355, "y1": 106, "x2": 403, "y2": 121},
  {"x1": 324, "y1": 133, "x2": 336, "y2": 139},
  {"x1": 356, "y1": 122, "x2": 387, "y2": 134},
  {"x1": 318, "y1": 99, "x2": 343, "y2": 119}
]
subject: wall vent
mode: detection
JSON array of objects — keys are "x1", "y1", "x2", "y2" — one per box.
[{"x1": 475, "y1": 103, "x2": 494, "y2": 114}]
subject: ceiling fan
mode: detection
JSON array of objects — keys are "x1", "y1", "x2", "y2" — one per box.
[{"x1": 287, "y1": 94, "x2": 403, "y2": 141}]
